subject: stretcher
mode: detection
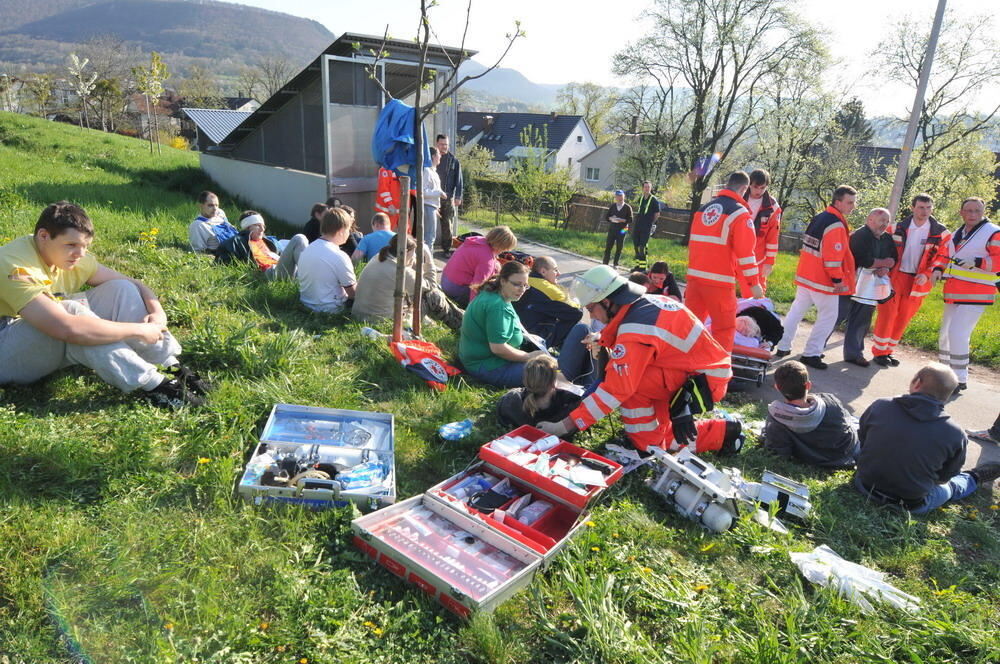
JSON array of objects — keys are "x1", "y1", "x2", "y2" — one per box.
[{"x1": 729, "y1": 299, "x2": 784, "y2": 388}]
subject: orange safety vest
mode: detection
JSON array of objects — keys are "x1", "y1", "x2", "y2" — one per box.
[
  {"x1": 569, "y1": 295, "x2": 732, "y2": 432},
  {"x1": 748, "y1": 192, "x2": 782, "y2": 267},
  {"x1": 794, "y1": 206, "x2": 855, "y2": 295},
  {"x1": 687, "y1": 190, "x2": 760, "y2": 288},
  {"x1": 887, "y1": 216, "x2": 951, "y2": 298},
  {"x1": 943, "y1": 220, "x2": 1000, "y2": 305},
  {"x1": 375, "y1": 168, "x2": 401, "y2": 230}
]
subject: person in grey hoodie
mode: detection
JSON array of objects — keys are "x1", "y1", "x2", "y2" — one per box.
[
  {"x1": 854, "y1": 362, "x2": 1000, "y2": 514},
  {"x1": 763, "y1": 361, "x2": 859, "y2": 468}
]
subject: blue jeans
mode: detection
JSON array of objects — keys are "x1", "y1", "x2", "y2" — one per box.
[
  {"x1": 467, "y1": 361, "x2": 526, "y2": 388},
  {"x1": 468, "y1": 326, "x2": 595, "y2": 388},
  {"x1": 853, "y1": 473, "x2": 978, "y2": 515},
  {"x1": 423, "y1": 205, "x2": 438, "y2": 249}
]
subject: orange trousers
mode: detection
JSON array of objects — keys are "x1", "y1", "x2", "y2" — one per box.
[
  {"x1": 619, "y1": 391, "x2": 727, "y2": 453},
  {"x1": 685, "y1": 280, "x2": 738, "y2": 353},
  {"x1": 871, "y1": 272, "x2": 925, "y2": 358}
]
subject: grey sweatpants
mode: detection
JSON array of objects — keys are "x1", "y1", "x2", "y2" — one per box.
[
  {"x1": 0, "y1": 279, "x2": 181, "y2": 392},
  {"x1": 267, "y1": 234, "x2": 308, "y2": 280}
]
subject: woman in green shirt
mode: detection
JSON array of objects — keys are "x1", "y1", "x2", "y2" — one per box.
[{"x1": 459, "y1": 261, "x2": 592, "y2": 387}]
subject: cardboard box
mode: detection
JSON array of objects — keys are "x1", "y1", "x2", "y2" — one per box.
[
  {"x1": 351, "y1": 425, "x2": 622, "y2": 616},
  {"x1": 238, "y1": 404, "x2": 395, "y2": 512}
]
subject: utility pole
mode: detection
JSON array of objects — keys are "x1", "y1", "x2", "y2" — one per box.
[{"x1": 887, "y1": 0, "x2": 947, "y2": 219}]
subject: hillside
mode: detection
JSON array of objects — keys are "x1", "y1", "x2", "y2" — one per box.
[
  {"x1": 1, "y1": 111, "x2": 998, "y2": 662},
  {"x1": 458, "y1": 59, "x2": 563, "y2": 110},
  {"x1": 0, "y1": 0, "x2": 333, "y2": 75}
]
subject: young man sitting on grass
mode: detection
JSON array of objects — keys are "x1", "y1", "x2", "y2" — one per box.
[
  {"x1": 188, "y1": 190, "x2": 238, "y2": 256},
  {"x1": 296, "y1": 207, "x2": 357, "y2": 314},
  {"x1": 217, "y1": 211, "x2": 308, "y2": 279},
  {"x1": 763, "y1": 360, "x2": 859, "y2": 468},
  {"x1": 351, "y1": 212, "x2": 394, "y2": 264},
  {"x1": 0, "y1": 202, "x2": 208, "y2": 408}
]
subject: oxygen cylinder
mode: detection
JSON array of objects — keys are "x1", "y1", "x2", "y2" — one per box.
[{"x1": 672, "y1": 483, "x2": 734, "y2": 533}]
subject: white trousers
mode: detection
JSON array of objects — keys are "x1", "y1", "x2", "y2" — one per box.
[
  {"x1": 0, "y1": 279, "x2": 181, "y2": 392},
  {"x1": 777, "y1": 286, "x2": 840, "y2": 357},
  {"x1": 939, "y1": 302, "x2": 986, "y2": 383}
]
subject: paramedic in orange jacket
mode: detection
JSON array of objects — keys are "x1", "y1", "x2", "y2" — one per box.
[
  {"x1": 871, "y1": 193, "x2": 951, "y2": 367},
  {"x1": 685, "y1": 171, "x2": 763, "y2": 353},
  {"x1": 537, "y1": 265, "x2": 744, "y2": 456},
  {"x1": 774, "y1": 185, "x2": 857, "y2": 370},
  {"x1": 939, "y1": 197, "x2": 1000, "y2": 392},
  {"x1": 738, "y1": 168, "x2": 782, "y2": 298}
]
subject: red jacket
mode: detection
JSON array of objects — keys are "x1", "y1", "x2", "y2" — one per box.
[
  {"x1": 794, "y1": 206, "x2": 855, "y2": 295},
  {"x1": 687, "y1": 189, "x2": 760, "y2": 289},
  {"x1": 569, "y1": 296, "x2": 731, "y2": 432},
  {"x1": 887, "y1": 216, "x2": 951, "y2": 298}
]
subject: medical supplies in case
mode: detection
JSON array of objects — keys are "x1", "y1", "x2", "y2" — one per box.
[
  {"x1": 238, "y1": 404, "x2": 395, "y2": 512},
  {"x1": 351, "y1": 425, "x2": 622, "y2": 616}
]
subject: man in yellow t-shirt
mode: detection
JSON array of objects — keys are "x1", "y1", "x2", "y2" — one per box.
[{"x1": 0, "y1": 201, "x2": 207, "y2": 407}]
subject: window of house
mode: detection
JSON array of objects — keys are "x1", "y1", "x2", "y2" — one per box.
[
  {"x1": 585, "y1": 167, "x2": 600, "y2": 181},
  {"x1": 577, "y1": 135, "x2": 582, "y2": 142}
]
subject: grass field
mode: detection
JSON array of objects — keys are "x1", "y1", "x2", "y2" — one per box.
[
  {"x1": 462, "y1": 210, "x2": 1000, "y2": 369},
  {"x1": 1, "y1": 112, "x2": 998, "y2": 663}
]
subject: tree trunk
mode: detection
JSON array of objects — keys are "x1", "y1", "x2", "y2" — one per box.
[
  {"x1": 392, "y1": 176, "x2": 412, "y2": 342},
  {"x1": 144, "y1": 93, "x2": 153, "y2": 153}
]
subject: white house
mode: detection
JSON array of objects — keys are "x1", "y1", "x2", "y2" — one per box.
[{"x1": 456, "y1": 111, "x2": 598, "y2": 181}]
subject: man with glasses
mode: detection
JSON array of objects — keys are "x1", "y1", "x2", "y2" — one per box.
[{"x1": 537, "y1": 265, "x2": 744, "y2": 456}]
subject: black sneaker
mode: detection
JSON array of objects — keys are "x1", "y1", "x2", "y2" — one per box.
[
  {"x1": 969, "y1": 462, "x2": 1000, "y2": 484},
  {"x1": 144, "y1": 377, "x2": 206, "y2": 408},
  {"x1": 873, "y1": 355, "x2": 893, "y2": 367},
  {"x1": 800, "y1": 355, "x2": 828, "y2": 370},
  {"x1": 887, "y1": 355, "x2": 900, "y2": 366},
  {"x1": 773, "y1": 349, "x2": 791, "y2": 358},
  {"x1": 166, "y1": 365, "x2": 213, "y2": 395},
  {"x1": 952, "y1": 382, "x2": 968, "y2": 398}
]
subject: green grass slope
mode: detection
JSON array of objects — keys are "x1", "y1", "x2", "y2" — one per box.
[
  {"x1": 0, "y1": 112, "x2": 998, "y2": 663},
  {"x1": 463, "y1": 211, "x2": 1000, "y2": 369}
]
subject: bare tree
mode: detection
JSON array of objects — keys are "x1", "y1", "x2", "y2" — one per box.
[
  {"x1": 236, "y1": 66, "x2": 263, "y2": 101},
  {"x1": 613, "y1": 0, "x2": 822, "y2": 242},
  {"x1": 366, "y1": 2, "x2": 523, "y2": 340},
  {"x1": 257, "y1": 56, "x2": 294, "y2": 99},
  {"x1": 179, "y1": 64, "x2": 225, "y2": 108},
  {"x1": 872, "y1": 10, "x2": 1000, "y2": 200}
]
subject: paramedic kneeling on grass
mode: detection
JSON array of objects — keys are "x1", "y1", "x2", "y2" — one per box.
[
  {"x1": 537, "y1": 265, "x2": 743, "y2": 455},
  {"x1": 0, "y1": 202, "x2": 207, "y2": 408}
]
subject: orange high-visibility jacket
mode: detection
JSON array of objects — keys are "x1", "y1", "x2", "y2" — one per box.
[
  {"x1": 887, "y1": 216, "x2": 951, "y2": 299},
  {"x1": 569, "y1": 295, "x2": 732, "y2": 432},
  {"x1": 795, "y1": 206, "x2": 855, "y2": 295},
  {"x1": 943, "y1": 220, "x2": 1000, "y2": 305},
  {"x1": 687, "y1": 190, "x2": 760, "y2": 289},
  {"x1": 750, "y1": 192, "x2": 782, "y2": 267},
  {"x1": 375, "y1": 168, "x2": 401, "y2": 229}
]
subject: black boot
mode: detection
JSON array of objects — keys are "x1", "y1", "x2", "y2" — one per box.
[
  {"x1": 968, "y1": 462, "x2": 1000, "y2": 485},
  {"x1": 718, "y1": 418, "x2": 744, "y2": 456}
]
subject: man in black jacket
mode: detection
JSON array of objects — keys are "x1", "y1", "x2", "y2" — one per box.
[
  {"x1": 854, "y1": 362, "x2": 1000, "y2": 514},
  {"x1": 603, "y1": 190, "x2": 632, "y2": 267},
  {"x1": 435, "y1": 134, "x2": 463, "y2": 256},
  {"x1": 632, "y1": 180, "x2": 660, "y2": 271},
  {"x1": 843, "y1": 208, "x2": 896, "y2": 366},
  {"x1": 764, "y1": 361, "x2": 859, "y2": 468}
]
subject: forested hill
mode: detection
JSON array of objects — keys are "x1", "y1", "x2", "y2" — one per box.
[{"x1": 0, "y1": 0, "x2": 334, "y2": 75}]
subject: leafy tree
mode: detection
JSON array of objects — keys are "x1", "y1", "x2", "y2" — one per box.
[
  {"x1": 873, "y1": 10, "x2": 1000, "y2": 201},
  {"x1": 90, "y1": 78, "x2": 122, "y2": 132},
  {"x1": 179, "y1": 65, "x2": 225, "y2": 108},
  {"x1": 509, "y1": 125, "x2": 571, "y2": 221},
  {"x1": 613, "y1": 0, "x2": 822, "y2": 242},
  {"x1": 67, "y1": 53, "x2": 97, "y2": 129},
  {"x1": 908, "y1": 125, "x2": 998, "y2": 218},
  {"x1": 555, "y1": 82, "x2": 618, "y2": 142},
  {"x1": 831, "y1": 98, "x2": 874, "y2": 145},
  {"x1": 24, "y1": 73, "x2": 53, "y2": 118},
  {"x1": 454, "y1": 141, "x2": 495, "y2": 209},
  {"x1": 132, "y1": 52, "x2": 170, "y2": 154}
]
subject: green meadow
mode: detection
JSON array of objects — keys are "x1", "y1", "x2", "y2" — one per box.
[{"x1": 0, "y1": 112, "x2": 997, "y2": 663}]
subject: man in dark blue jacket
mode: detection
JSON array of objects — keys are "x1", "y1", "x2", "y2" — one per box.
[
  {"x1": 435, "y1": 134, "x2": 464, "y2": 256},
  {"x1": 854, "y1": 362, "x2": 1000, "y2": 514}
]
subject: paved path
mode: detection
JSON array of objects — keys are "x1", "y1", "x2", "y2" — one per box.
[{"x1": 442, "y1": 230, "x2": 1000, "y2": 469}]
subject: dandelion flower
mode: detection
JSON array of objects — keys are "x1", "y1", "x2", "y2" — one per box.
[
  {"x1": 373, "y1": 627, "x2": 383, "y2": 636},
  {"x1": 694, "y1": 584, "x2": 709, "y2": 593},
  {"x1": 641, "y1": 567, "x2": 653, "y2": 574},
  {"x1": 198, "y1": 457, "x2": 211, "y2": 464},
  {"x1": 591, "y1": 546, "x2": 600, "y2": 552},
  {"x1": 164, "y1": 622, "x2": 174, "y2": 631},
  {"x1": 700, "y1": 543, "x2": 716, "y2": 552},
  {"x1": 585, "y1": 521, "x2": 596, "y2": 527},
  {"x1": 258, "y1": 622, "x2": 269, "y2": 631}
]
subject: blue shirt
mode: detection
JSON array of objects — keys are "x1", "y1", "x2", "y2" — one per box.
[{"x1": 356, "y1": 230, "x2": 394, "y2": 260}]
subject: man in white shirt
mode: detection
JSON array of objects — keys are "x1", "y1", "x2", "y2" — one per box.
[
  {"x1": 296, "y1": 208, "x2": 358, "y2": 314},
  {"x1": 871, "y1": 193, "x2": 951, "y2": 367},
  {"x1": 423, "y1": 147, "x2": 447, "y2": 250},
  {"x1": 188, "y1": 191, "x2": 237, "y2": 255}
]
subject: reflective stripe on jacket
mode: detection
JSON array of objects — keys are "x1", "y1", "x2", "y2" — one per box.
[
  {"x1": 888, "y1": 216, "x2": 951, "y2": 298},
  {"x1": 569, "y1": 296, "x2": 731, "y2": 431},
  {"x1": 688, "y1": 190, "x2": 760, "y2": 287},
  {"x1": 794, "y1": 206, "x2": 855, "y2": 294},
  {"x1": 943, "y1": 220, "x2": 1000, "y2": 305}
]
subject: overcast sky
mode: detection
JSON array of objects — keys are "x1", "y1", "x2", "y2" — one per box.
[{"x1": 220, "y1": 0, "x2": 996, "y2": 117}]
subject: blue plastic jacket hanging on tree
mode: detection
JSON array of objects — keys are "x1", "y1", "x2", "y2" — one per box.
[{"x1": 371, "y1": 98, "x2": 431, "y2": 176}]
